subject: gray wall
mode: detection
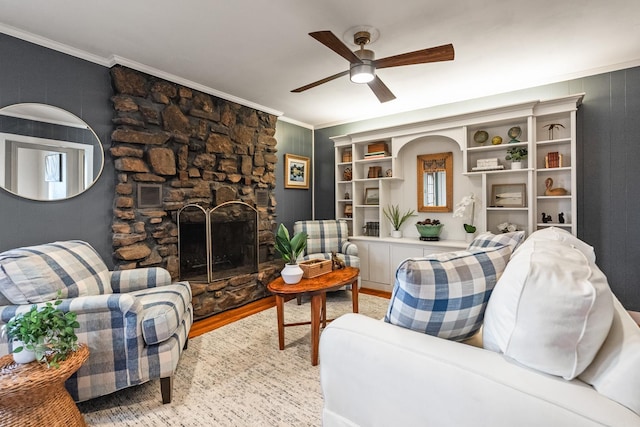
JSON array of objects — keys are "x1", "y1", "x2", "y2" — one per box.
[
  {"x1": 274, "y1": 120, "x2": 313, "y2": 233},
  {"x1": 0, "y1": 34, "x2": 114, "y2": 266},
  {"x1": 314, "y1": 67, "x2": 640, "y2": 310}
]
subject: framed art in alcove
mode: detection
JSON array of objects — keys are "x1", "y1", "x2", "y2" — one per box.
[{"x1": 284, "y1": 154, "x2": 310, "y2": 189}]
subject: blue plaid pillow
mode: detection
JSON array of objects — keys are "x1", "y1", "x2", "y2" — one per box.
[
  {"x1": 385, "y1": 245, "x2": 512, "y2": 341},
  {"x1": 468, "y1": 231, "x2": 525, "y2": 253}
]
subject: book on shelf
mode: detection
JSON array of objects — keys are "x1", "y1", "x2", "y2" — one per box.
[
  {"x1": 471, "y1": 165, "x2": 504, "y2": 171},
  {"x1": 545, "y1": 152, "x2": 563, "y2": 168},
  {"x1": 364, "y1": 151, "x2": 390, "y2": 159}
]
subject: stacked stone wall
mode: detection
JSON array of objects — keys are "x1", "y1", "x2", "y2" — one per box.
[{"x1": 109, "y1": 66, "x2": 279, "y2": 318}]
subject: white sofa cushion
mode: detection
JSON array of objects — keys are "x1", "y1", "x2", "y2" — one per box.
[
  {"x1": 579, "y1": 297, "x2": 640, "y2": 415},
  {"x1": 483, "y1": 234, "x2": 614, "y2": 380},
  {"x1": 385, "y1": 245, "x2": 512, "y2": 341}
]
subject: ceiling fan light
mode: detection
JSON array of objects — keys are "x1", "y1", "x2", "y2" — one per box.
[{"x1": 350, "y1": 62, "x2": 375, "y2": 83}]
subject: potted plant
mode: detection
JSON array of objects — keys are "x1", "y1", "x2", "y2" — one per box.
[
  {"x1": 383, "y1": 204, "x2": 415, "y2": 238},
  {"x1": 505, "y1": 146, "x2": 528, "y2": 169},
  {"x1": 274, "y1": 223, "x2": 308, "y2": 284},
  {"x1": 453, "y1": 193, "x2": 478, "y2": 241},
  {"x1": 1, "y1": 295, "x2": 80, "y2": 367}
]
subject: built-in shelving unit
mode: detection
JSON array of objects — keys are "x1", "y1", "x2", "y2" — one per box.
[
  {"x1": 332, "y1": 94, "x2": 583, "y2": 291},
  {"x1": 334, "y1": 94, "x2": 583, "y2": 240}
]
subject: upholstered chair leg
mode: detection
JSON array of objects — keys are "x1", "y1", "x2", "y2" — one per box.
[
  {"x1": 297, "y1": 295, "x2": 302, "y2": 305},
  {"x1": 183, "y1": 338, "x2": 189, "y2": 350},
  {"x1": 161, "y1": 376, "x2": 173, "y2": 404}
]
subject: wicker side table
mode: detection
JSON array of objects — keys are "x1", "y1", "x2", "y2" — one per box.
[{"x1": 0, "y1": 344, "x2": 89, "y2": 427}]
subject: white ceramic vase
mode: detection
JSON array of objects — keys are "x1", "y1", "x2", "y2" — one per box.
[
  {"x1": 12, "y1": 340, "x2": 37, "y2": 364},
  {"x1": 391, "y1": 230, "x2": 402, "y2": 238},
  {"x1": 511, "y1": 161, "x2": 523, "y2": 169},
  {"x1": 281, "y1": 263, "x2": 304, "y2": 284}
]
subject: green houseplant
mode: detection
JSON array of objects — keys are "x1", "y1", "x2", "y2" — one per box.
[
  {"x1": 383, "y1": 205, "x2": 415, "y2": 237},
  {"x1": 274, "y1": 223, "x2": 308, "y2": 284},
  {"x1": 2, "y1": 295, "x2": 80, "y2": 367},
  {"x1": 505, "y1": 146, "x2": 528, "y2": 169}
]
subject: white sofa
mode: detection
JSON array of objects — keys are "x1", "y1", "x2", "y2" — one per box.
[{"x1": 320, "y1": 230, "x2": 640, "y2": 426}]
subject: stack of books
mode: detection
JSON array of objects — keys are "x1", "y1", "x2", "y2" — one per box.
[
  {"x1": 545, "y1": 152, "x2": 563, "y2": 168},
  {"x1": 365, "y1": 142, "x2": 390, "y2": 159}
]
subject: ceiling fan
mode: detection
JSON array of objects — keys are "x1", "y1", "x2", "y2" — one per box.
[{"x1": 291, "y1": 29, "x2": 455, "y2": 103}]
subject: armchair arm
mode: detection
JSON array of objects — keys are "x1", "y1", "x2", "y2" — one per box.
[
  {"x1": 340, "y1": 240, "x2": 358, "y2": 256},
  {"x1": 1, "y1": 294, "x2": 143, "y2": 357},
  {"x1": 110, "y1": 267, "x2": 172, "y2": 293}
]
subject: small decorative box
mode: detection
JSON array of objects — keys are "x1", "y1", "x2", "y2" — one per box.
[{"x1": 299, "y1": 259, "x2": 332, "y2": 278}]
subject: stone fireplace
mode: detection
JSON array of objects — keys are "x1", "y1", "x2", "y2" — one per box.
[{"x1": 109, "y1": 66, "x2": 280, "y2": 320}]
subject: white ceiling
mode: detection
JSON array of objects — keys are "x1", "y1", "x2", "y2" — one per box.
[{"x1": 1, "y1": 0, "x2": 639, "y2": 129}]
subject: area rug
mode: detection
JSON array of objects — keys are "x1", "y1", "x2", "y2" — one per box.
[{"x1": 78, "y1": 291, "x2": 390, "y2": 426}]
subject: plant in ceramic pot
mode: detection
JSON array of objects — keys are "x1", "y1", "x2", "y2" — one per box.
[
  {"x1": 383, "y1": 204, "x2": 415, "y2": 238},
  {"x1": 274, "y1": 223, "x2": 308, "y2": 284},
  {"x1": 1, "y1": 294, "x2": 79, "y2": 367},
  {"x1": 505, "y1": 146, "x2": 528, "y2": 169}
]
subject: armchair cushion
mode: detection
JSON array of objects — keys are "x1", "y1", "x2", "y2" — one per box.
[
  {"x1": 0, "y1": 240, "x2": 111, "y2": 304},
  {"x1": 294, "y1": 220, "x2": 351, "y2": 256},
  {"x1": 385, "y1": 245, "x2": 512, "y2": 341},
  {"x1": 294, "y1": 219, "x2": 359, "y2": 268}
]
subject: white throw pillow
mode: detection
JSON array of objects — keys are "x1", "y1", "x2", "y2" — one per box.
[
  {"x1": 579, "y1": 297, "x2": 640, "y2": 415},
  {"x1": 516, "y1": 227, "x2": 596, "y2": 263},
  {"x1": 483, "y1": 238, "x2": 614, "y2": 380}
]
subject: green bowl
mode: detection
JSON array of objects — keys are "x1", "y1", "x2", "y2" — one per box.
[{"x1": 415, "y1": 223, "x2": 444, "y2": 238}]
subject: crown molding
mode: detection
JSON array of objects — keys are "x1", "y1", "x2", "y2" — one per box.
[{"x1": 1, "y1": 24, "x2": 284, "y2": 119}]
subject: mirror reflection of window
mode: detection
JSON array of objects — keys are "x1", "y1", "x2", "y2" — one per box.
[
  {"x1": 417, "y1": 152, "x2": 453, "y2": 212},
  {"x1": 0, "y1": 103, "x2": 102, "y2": 201}
]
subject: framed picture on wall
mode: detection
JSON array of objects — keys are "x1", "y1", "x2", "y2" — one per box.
[{"x1": 284, "y1": 153, "x2": 310, "y2": 189}]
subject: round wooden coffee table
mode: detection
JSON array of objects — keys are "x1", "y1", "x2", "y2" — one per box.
[
  {"x1": 267, "y1": 266, "x2": 359, "y2": 366},
  {"x1": 0, "y1": 344, "x2": 89, "y2": 426}
]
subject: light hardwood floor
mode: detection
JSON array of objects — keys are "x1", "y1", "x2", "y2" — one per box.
[{"x1": 189, "y1": 287, "x2": 391, "y2": 338}]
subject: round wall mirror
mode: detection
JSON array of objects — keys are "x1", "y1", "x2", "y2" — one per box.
[{"x1": 0, "y1": 103, "x2": 104, "y2": 201}]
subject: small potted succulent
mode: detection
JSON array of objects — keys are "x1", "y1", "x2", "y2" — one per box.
[
  {"x1": 1, "y1": 294, "x2": 80, "y2": 367},
  {"x1": 383, "y1": 204, "x2": 415, "y2": 238},
  {"x1": 505, "y1": 146, "x2": 528, "y2": 169},
  {"x1": 274, "y1": 223, "x2": 308, "y2": 284}
]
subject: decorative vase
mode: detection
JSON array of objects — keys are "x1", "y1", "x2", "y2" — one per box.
[
  {"x1": 511, "y1": 161, "x2": 523, "y2": 169},
  {"x1": 465, "y1": 232, "x2": 476, "y2": 243},
  {"x1": 12, "y1": 340, "x2": 36, "y2": 364},
  {"x1": 391, "y1": 230, "x2": 402, "y2": 238},
  {"x1": 415, "y1": 223, "x2": 444, "y2": 241},
  {"x1": 281, "y1": 263, "x2": 304, "y2": 284}
]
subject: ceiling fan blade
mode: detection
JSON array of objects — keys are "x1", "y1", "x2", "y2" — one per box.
[
  {"x1": 374, "y1": 43, "x2": 454, "y2": 69},
  {"x1": 309, "y1": 31, "x2": 362, "y2": 64},
  {"x1": 367, "y1": 76, "x2": 396, "y2": 103},
  {"x1": 291, "y1": 70, "x2": 350, "y2": 93}
]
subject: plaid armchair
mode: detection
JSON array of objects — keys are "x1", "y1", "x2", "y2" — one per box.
[
  {"x1": 293, "y1": 220, "x2": 359, "y2": 267},
  {"x1": 0, "y1": 240, "x2": 193, "y2": 403}
]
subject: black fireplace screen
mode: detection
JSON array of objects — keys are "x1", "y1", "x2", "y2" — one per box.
[{"x1": 178, "y1": 202, "x2": 258, "y2": 282}]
